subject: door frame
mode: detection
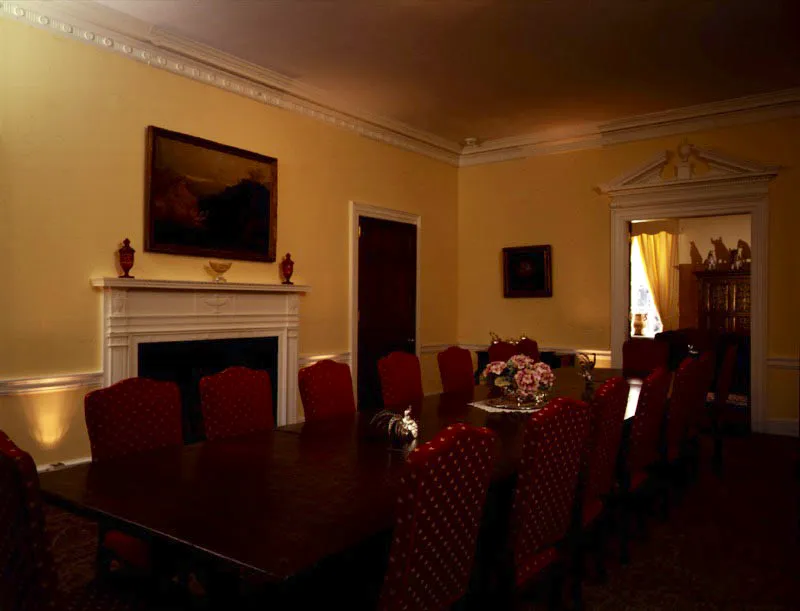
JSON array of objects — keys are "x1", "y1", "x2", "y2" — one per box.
[
  {"x1": 349, "y1": 201, "x2": 421, "y2": 397},
  {"x1": 603, "y1": 148, "x2": 777, "y2": 433}
]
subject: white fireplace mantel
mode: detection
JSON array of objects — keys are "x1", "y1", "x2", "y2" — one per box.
[{"x1": 92, "y1": 277, "x2": 311, "y2": 426}]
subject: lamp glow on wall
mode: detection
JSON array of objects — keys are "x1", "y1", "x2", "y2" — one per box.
[{"x1": 19, "y1": 388, "x2": 80, "y2": 450}]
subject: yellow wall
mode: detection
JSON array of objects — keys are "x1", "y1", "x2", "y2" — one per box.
[
  {"x1": 0, "y1": 19, "x2": 458, "y2": 463},
  {"x1": 677, "y1": 214, "x2": 751, "y2": 265},
  {"x1": 458, "y1": 119, "x2": 800, "y2": 422}
]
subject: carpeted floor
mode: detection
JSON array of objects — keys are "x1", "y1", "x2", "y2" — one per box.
[{"x1": 44, "y1": 433, "x2": 799, "y2": 610}]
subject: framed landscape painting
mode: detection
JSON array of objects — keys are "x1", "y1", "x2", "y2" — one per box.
[
  {"x1": 145, "y1": 126, "x2": 278, "y2": 262},
  {"x1": 502, "y1": 245, "x2": 553, "y2": 298}
]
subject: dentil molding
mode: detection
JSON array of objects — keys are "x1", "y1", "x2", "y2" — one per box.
[{"x1": 4, "y1": 1, "x2": 800, "y2": 167}]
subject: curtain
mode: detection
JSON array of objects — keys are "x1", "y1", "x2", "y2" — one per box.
[{"x1": 634, "y1": 231, "x2": 679, "y2": 331}]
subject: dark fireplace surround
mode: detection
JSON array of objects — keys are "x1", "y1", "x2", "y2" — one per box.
[{"x1": 138, "y1": 337, "x2": 279, "y2": 443}]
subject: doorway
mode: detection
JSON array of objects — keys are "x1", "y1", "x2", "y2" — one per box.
[
  {"x1": 350, "y1": 202, "x2": 420, "y2": 410},
  {"x1": 627, "y1": 214, "x2": 753, "y2": 427}
]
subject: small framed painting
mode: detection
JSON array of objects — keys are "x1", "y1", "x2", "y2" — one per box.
[
  {"x1": 502, "y1": 245, "x2": 553, "y2": 298},
  {"x1": 145, "y1": 126, "x2": 278, "y2": 262}
]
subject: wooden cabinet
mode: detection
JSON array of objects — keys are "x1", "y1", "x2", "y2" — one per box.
[{"x1": 694, "y1": 270, "x2": 750, "y2": 335}]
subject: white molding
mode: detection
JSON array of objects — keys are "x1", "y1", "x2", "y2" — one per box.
[
  {"x1": 767, "y1": 357, "x2": 800, "y2": 371},
  {"x1": 91, "y1": 277, "x2": 311, "y2": 293},
  {"x1": 460, "y1": 89, "x2": 800, "y2": 166},
  {"x1": 298, "y1": 352, "x2": 352, "y2": 368},
  {"x1": 1, "y1": 1, "x2": 460, "y2": 166},
  {"x1": 602, "y1": 144, "x2": 775, "y2": 434},
  {"x1": 4, "y1": 2, "x2": 800, "y2": 168},
  {"x1": 420, "y1": 344, "x2": 453, "y2": 355},
  {"x1": 349, "y1": 202, "x2": 422, "y2": 399},
  {"x1": 0, "y1": 372, "x2": 102, "y2": 396},
  {"x1": 36, "y1": 456, "x2": 92, "y2": 473},
  {"x1": 761, "y1": 419, "x2": 799, "y2": 438}
]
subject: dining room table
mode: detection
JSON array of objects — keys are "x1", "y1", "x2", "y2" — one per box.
[{"x1": 37, "y1": 367, "x2": 635, "y2": 591}]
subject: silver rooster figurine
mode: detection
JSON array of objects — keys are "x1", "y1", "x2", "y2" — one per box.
[{"x1": 371, "y1": 407, "x2": 418, "y2": 443}]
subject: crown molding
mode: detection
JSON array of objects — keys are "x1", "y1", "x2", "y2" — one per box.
[
  {"x1": 460, "y1": 88, "x2": 800, "y2": 167},
  {"x1": 4, "y1": 1, "x2": 799, "y2": 168},
  {"x1": 1, "y1": 1, "x2": 461, "y2": 165}
]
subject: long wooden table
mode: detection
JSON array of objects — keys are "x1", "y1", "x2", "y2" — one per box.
[{"x1": 39, "y1": 368, "x2": 628, "y2": 583}]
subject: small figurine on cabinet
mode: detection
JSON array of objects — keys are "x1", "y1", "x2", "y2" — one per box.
[
  {"x1": 732, "y1": 246, "x2": 744, "y2": 271},
  {"x1": 117, "y1": 238, "x2": 135, "y2": 278},
  {"x1": 704, "y1": 250, "x2": 717, "y2": 270},
  {"x1": 280, "y1": 253, "x2": 294, "y2": 285}
]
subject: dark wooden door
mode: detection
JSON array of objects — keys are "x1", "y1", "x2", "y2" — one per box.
[{"x1": 357, "y1": 216, "x2": 417, "y2": 410}]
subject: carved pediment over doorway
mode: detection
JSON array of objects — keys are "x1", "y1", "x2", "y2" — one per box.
[{"x1": 598, "y1": 143, "x2": 780, "y2": 206}]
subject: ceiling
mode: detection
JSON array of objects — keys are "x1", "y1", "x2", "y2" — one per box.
[{"x1": 90, "y1": 0, "x2": 800, "y2": 143}]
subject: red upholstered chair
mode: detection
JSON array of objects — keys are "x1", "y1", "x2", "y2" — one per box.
[
  {"x1": 378, "y1": 423, "x2": 497, "y2": 611},
  {"x1": 626, "y1": 368, "x2": 671, "y2": 492},
  {"x1": 516, "y1": 338, "x2": 541, "y2": 361},
  {"x1": 708, "y1": 345, "x2": 738, "y2": 469},
  {"x1": 85, "y1": 377, "x2": 183, "y2": 462},
  {"x1": 377, "y1": 351, "x2": 423, "y2": 407},
  {"x1": 85, "y1": 377, "x2": 183, "y2": 573},
  {"x1": 690, "y1": 351, "x2": 717, "y2": 434},
  {"x1": 298, "y1": 359, "x2": 356, "y2": 421},
  {"x1": 0, "y1": 430, "x2": 133, "y2": 610},
  {"x1": 664, "y1": 357, "x2": 702, "y2": 463},
  {"x1": 579, "y1": 377, "x2": 630, "y2": 528},
  {"x1": 199, "y1": 366, "x2": 274, "y2": 440},
  {"x1": 507, "y1": 398, "x2": 591, "y2": 594},
  {"x1": 622, "y1": 339, "x2": 669, "y2": 380},
  {"x1": 488, "y1": 341, "x2": 518, "y2": 364},
  {"x1": 618, "y1": 368, "x2": 671, "y2": 562},
  {"x1": 712, "y1": 345, "x2": 738, "y2": 422},
  {"x1": 437, "y1": 346, "x2": 475, "y2": 393}
]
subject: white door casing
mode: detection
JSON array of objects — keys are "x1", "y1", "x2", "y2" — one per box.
[{"x1": 349, "y1": 201, "x2": 421, "y2": 398}]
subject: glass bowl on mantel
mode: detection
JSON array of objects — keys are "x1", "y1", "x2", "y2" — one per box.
[{"x1": 208, "y1": 261, "x2": 232, "y2": 283}]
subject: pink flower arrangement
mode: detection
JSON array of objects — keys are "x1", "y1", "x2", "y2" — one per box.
[{"x1": 480, "y1": 355, "x2": 555, "y2": 400}]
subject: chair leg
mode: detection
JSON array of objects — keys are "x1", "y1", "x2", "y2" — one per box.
[
  {"x1": 593, "y1": 525, "x2": 608, "y2": 584},
  {"x1": 712, "y1": 424, "x2": 724, "y2": 476},
  {"x1": 619, "y1": 497, "x2": 631, "y2": 565},
  {"x1": 95, "y1": 525, "x2": 113, "y2": 579},
  {"x1": 568, "y1": 535, "x2": 586, "y2": 611},
  {"x1": 548, "y1": 563, "x2": 566, "y2": 611}
]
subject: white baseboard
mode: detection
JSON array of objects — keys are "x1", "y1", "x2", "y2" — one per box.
[{"x1": 760, "y1": 419, "x2": 799, "y2": 437}]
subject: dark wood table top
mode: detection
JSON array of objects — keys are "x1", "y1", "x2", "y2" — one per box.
[{"x1": 39, "y1": 368, "x2": 626, "y2": 582}]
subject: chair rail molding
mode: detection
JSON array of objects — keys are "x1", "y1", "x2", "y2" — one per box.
[
  {"x1": 0, "y1": 372, "x2": 102, "y2": 396},
  {"x1": 599, "y1": 143, "x2": 778, "y2": 433}
]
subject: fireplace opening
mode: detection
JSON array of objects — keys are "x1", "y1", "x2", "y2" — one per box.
[{"x1": 138, "y1": 337, "x2": 279, "y2": 443}]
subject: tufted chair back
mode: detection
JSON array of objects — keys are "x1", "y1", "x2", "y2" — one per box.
[
  {"x1": 298, "y1": 359, "x2": 356, "y2": 421},
  {"x1": 579, "y1": 377, "x2": 630, "y2": 526},
  {"x1": 436, "y1": 346, "x2": 475, "y2": 393},
  {"x1": 487, "y1": 341, "x2": 518, "y2": 364},
  {"x1": 199, "y1": 367, "x2": 274, "y2": 440},
  {"x1": 84, "y1": 377, "x2": 183, "y2": 461},
  {"x1": 509, "y1": 398, "x2": 592, "y2": 588},
  {"x1": 515, "y1": 338, "x2": 540, "y2": 361},
  {"x1": 378, "y1": 351, "x2": 424, "y2": 407},
  {"x1": 627, "y1": 368, "x2": 671, "y2": 478},
  {"x1": 378, "y1": 423, "x2": 497, "y2": 611}
]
